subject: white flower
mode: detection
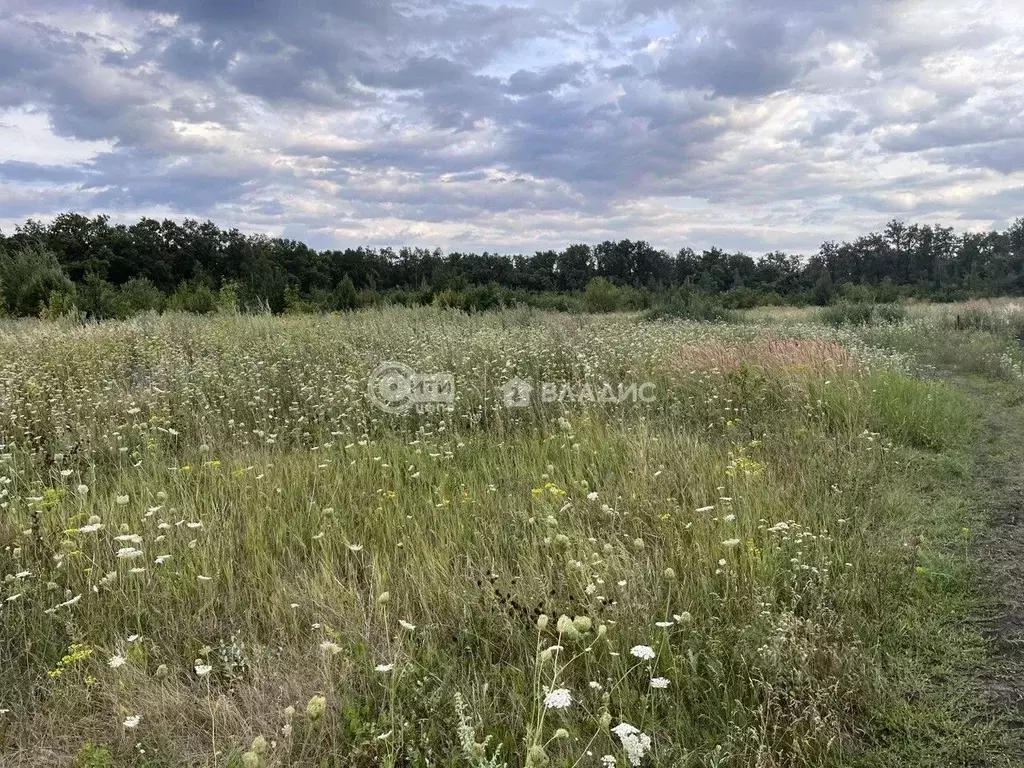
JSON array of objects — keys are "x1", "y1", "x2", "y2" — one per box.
[
  {"x1": 722, "y1": 538, "x2": 741, "y2": 548},
  {"x1": 587, "y1": 491, "x2": 599, "y2": 500},
  {"x1": 375, "y1": 663, "x2": 395, "y2": 672},
  {"x1": 600, "y1": 756, "x2": 616, "y2": 768},
  {"x1": 612, "y1": 722, "x2": 652, "y2": 766},
  {"x1": 123, "y1": 715, "x2": 140, "y2": 729},
  {"x1": 116, "y1": 547, "x2": 143, "y2": 560},
  {"x1": 108, "y1": 655, "x2": 126, "y2": 668},
  {"x1": 127, "y1": 634, "x2": 140, "y2": 642},
  {"x1": 154, "y1": 555, "x2": 171, "y2": 565},
  {"x1": 654, "y1": 621, "x2": 673, "y2": 628},
  {"x1": 398, "y1": 620, "x2": 416, "y2": 631},
  {"x1": 629, "y1": 645, "x2": 656, "y2": 660},
  {"x1": 650, "y1": 677, "x2": 670, "y2": 689},
  {"x1": 320, "y1": 641, "x2": 342, "y2": 654},
  {"x1": 186, "y1": 521, "x2": 203, "y2": 529},
  {"x1": 115, "y1": 495, "x2": 130, "y2": 506},
  {"x1": 543, "y1": 688, "x2": 572, "y2": 709},
  {"x1": 346, "y1": 543, "x2": 364, "y2": 552},
  {"x1": 56, "y1": 594, "x2": 81, "y2": 609},
  {"x1": 695, "y1": 505, "x2": 715, "y2": 513},
  {"x1": 194, "y1": 662, "x2": 213, "y2": 676},
  {"x1": 115, "y1": 534, "x2": 142, "y2": 544},
  {"x1": 76, "y1": 484, "x2": 89, "y2": 495},
  {"x1": 79, "y1": 523, "x2": 103, "y2": 533},
  {"x1": 197, "y1": 575, "x2": 212, "y2": 582}
]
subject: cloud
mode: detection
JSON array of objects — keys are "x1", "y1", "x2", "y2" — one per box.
[{"x1": 0, "y1": 0, "x2": 1022, "y2": 253}]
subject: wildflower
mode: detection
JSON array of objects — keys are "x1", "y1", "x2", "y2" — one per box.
[
  {"x1": 115, "y1": 534, "x2": 142, "y2": 544},
  {"x1": 108, "y1": 655, "x2": 126, "y2": 669},
  {"x1": 536, "y1": 614, "x2": 549, "y2": 630},
  {"x1": 123, "y1": 715, "x2": 140, "y2": 729},
  {"x1": 543, "y1": 688, "x2": 572, "y2": 709},
  {"x1": 553, "y1": 728, "x2": 569, "y2": 740},
  {"x1": 116, "y1": 547, "x2": 143, "y2": 560},
  {"x1": 76, "y1": 484, "x2": 89, "y2": 495},
  {"x1": 663, "y1": 567, "x2": 676, "y2": 580},
  {"x1": 194, "y1": 661, "x2": 213, "y2": 677},
  {"x1": 197, "y1": 575, "x2": 212, "y2": 582},
  {"x1": 56, "y1": 594, "x2": 81, "y2": 609},
  {"x1": 79, "y1": 523, "x2": 103, "y2": 533},
  {"x1": 539, "y1": 644, "x2": 563, "y2": 662},
  {"x1": 306, "y1": 694, "x2": 326, "y2": 720},
  {"x1": 154, "y1": 664, "x2": 168, "y2": 679},
  {"x1": 116, "y1": 495, "x2": 130, "y2": 506},
  {"x1": 601, "y1": 756, "x2": 616, "y2": 767},
  {"x1": 347, "y1": 543, "x2": 364, "y2": 552},
  {"x1": 695, "y1": 505, "x2": 715, "y2": 513},
  {"x1": 654, "y1": 621, "x2": 673, "y2": 628},
  {"x1": 320, "y1": 641, "x2": 342, "y2": 654},
  {"x1": 375, "y1": 663, "x2": 394, "y2": 672},
  {"x1": 650, "y1": 677, "x2": 670, "y2": 689},
  {"x1": 526, "y1": 745, "x2": 549, "y2": 767},
  {"x1": 376, "y1": 591, "x2": 390, "y2": 605},
  {"x1": 572, "y1": 615, "x2": 592, "y2": 633},
  {"x1": 630, "y1": 645, "x2": 656, "y2": 660},
  {"x1": 398, "y1": 619, "x2": 416, "y2": 631},
  {"x1": 154, "y1": 555, "x2": 171, "y2": 565},
  {"x1": 674, "y1": 611, "x2": 692, "y2": 624},
  {"x1": 587, "y1": 492, "x2": 599, "y2": 501},
  {"x1": 611, "y1": 722, "x2": 652, "y2": 766},
  {"x1": 722, "y1": 538, "x2": 741, "y2": 548}
]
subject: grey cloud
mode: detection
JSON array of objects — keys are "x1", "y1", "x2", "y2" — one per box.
[
  {"x1": 0, "y1": 0, "x2": 1022, "y2": 254},
  {"x1": 0, "y1": 160, "x2": 85, "y2": 183}
]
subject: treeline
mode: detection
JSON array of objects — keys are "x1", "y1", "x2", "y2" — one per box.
[{"x1": 1, "y1": 213, "x2": 1023, "y2": 318}]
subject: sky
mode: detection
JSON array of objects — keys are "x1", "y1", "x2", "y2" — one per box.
[{"x1": 0, "y1": 0, "x2": 1022, "y2": 256}]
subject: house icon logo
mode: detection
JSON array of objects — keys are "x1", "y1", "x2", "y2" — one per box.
[{"x1": 500, "y1": 377, "x2": 533, "y2": 408}]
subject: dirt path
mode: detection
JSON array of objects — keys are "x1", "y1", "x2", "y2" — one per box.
[{"x1": 963, "y1": 379, "x2": 1024, "y2": 763}]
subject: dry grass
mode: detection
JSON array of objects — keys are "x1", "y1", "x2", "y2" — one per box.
[{"x1": 671, "y1": 337, "x2": 863, "y2": 378}]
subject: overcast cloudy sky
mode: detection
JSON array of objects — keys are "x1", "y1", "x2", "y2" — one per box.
[{"x1": 1, "y1": 0, "x2": 1022, "y2": 254}]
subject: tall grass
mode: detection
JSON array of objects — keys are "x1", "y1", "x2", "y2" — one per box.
[{"x1": 0, "y1": 309, "x2": 982, "y2": 766}]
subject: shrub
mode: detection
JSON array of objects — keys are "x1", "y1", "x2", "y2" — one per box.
[
  {"x1": 0, "y1": 246, "x2": 75, "y2": 316},
  {"x1": 120, "y1": 277, "x2": 165, "y2": 314},
  {"x1": 820, "y1": 302, "x2": 905, "y2": 326},
  {"x1": 645, "y1": 288, "x2": 734, "y2": 322},
  {"x1": 583, "y1": 276, "x2": 622, "y2": 312}
]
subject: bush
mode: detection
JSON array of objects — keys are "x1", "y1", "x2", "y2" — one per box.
[
  {"x1": 583, "y1": 276, "x2": 621, "y2": 312},
  {"x1": 820, "y1": 301, "x2": 906, "y2": 326},
  {"x1": 167, "y1": 281, "x2": 218, "y2": 314},
  {"x1": 76, "y1": 273, "x2": 127, "y2": 319},
  {"x1": 0, "y1": 246, "x2": 76, "y2": 317},
  {"x1": 645, "y1": 288, "x2": 734, "y2": 322},
  {"x1": 120, "y1": 277, "x2": 165, "y2": 314}
]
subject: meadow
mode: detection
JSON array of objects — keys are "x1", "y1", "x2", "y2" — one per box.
[{"x1": 0, "y1": 304, "x2": 1018, "y2": 767}]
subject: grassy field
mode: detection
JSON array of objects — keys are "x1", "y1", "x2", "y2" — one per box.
[{"x1": 1, "y1": 305, "x2": 1021, "y2": 767}]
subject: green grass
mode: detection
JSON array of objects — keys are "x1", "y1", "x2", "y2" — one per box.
[{"x1": 0, "y1": 308, "x2": 1014, "y2": 766}]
